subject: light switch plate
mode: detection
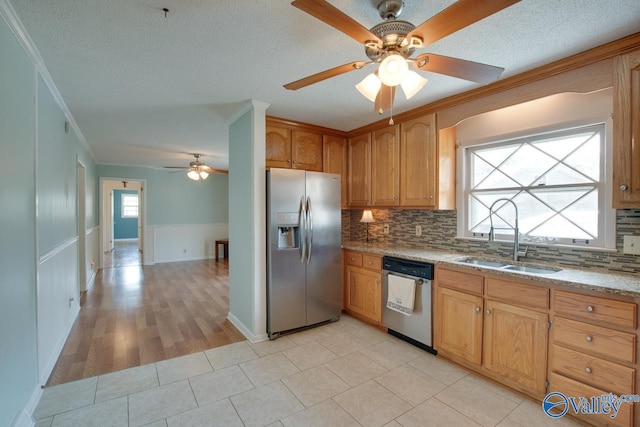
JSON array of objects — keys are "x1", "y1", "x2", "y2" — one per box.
[
  {"x1": 623, "y1": 235, "x2": 640, "y2": 255},
  {"x1": 415, "y1": 225, "x2": 422, "y2": 236},
  {"x1": 383, "y1": 224, "x2": 389, "y2": 234}
]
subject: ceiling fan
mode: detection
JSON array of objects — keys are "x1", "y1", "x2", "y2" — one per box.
[
  {"x1": 284, "y1": 0, "x2": 520, "y2": 113},
  {"x1": 164, "y1": 154, "x2": 228, "y2": 181}
]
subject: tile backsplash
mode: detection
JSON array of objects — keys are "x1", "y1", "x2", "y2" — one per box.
[{"x1": 344, "y1": 209, "x2": 640, "y2": 275}]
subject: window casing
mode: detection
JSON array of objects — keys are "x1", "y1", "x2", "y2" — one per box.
[
  {"x1": 463, "y1": 123, "x2": 610, "y2": 248},
  {"x1": 121, "y1": 193, "x2": 139, "y2": 218}
]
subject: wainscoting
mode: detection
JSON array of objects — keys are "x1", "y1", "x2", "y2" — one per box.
[{"x1": 151, "y1": 223, "x2": 229, "y2": 264}]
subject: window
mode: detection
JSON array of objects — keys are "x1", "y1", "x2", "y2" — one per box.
[
  {"x1": 464, "y1": 124, "x2": 608, "y2": 247},
  {"x1": 121, "y1": 193, "x2": 139, "y2": 218}
]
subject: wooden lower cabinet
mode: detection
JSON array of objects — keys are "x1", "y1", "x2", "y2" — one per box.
[
  {"x1": 435, "y1": 267, "x2": 550, "y2": 396},
  {"x1": 483, "y1": 299, "x2": 548, "y2": 393},
  {"x1": 343, "y1": 250, "x2": 382, "y2": 324},
  {"x1": 435, "y1": 287, "x2": 483, "y2": 365}
]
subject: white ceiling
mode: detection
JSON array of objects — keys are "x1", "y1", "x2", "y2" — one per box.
[{"x1": 9, "y1": 0, "x2": 640, "y2": 169}]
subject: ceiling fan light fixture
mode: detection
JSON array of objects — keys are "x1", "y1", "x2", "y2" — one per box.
[
  {"x1": 400, "y1": 70, "x2": 428, "y2": 99},
  {"x1": 378, "y1": 53, "x2": 408, "y2": 86},
  {"x1": 187, "y1": 168, "x2": 200, "y2": 181},
  {"x1": 356, "y1": 73, "x2": 382, "y2": 102},
  {"x1": 199, "y1": 170, "x2": 209, "y2": 180}
]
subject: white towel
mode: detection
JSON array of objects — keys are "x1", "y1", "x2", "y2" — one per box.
[{"x1": 387, "y1": 274, "x2": 416, "y2": 316}]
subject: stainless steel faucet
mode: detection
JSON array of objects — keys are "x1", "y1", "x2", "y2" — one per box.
[{"x1": 488, "y1": 198, "x2": 527, "y2": 261}]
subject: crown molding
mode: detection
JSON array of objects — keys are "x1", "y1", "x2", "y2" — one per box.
[{"x1": 0, "y1": 0, "x2": 94, "y2": 159}]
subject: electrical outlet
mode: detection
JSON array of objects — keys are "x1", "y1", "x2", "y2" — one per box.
[
  {"x1": 415, "y1": 225, "x2": 422, "y2": 236},
  {"x1": 623, "y1": 235, "x2": 640, "y2": 255},
  {"x1": 383, "y1": 224, "x2": 390, "y2": 234}
]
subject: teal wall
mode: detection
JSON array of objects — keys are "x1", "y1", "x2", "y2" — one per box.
[
  {"x1": 97, "y1": 164, "x2": 228, "y2": 226},
  {"x1": 0, "y1": 16, "x2": 39, "y2": 426},
  {"x1": 1, "y1": 13, "x2": 97, "y2": 425},
  {"x1": 228, "y1": 110, "x2": 255, "y2": 331},
  {"x1": 113, "y1": 189, "x2": 138, "y2": 239}
]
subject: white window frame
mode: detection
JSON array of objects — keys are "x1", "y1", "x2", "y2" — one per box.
[
  {"x1": 121, "y1": 193, "x2": 139, "y2": 219},
  {"x1": 457, "y1": 117, "x2": 616, "y2": 251}
]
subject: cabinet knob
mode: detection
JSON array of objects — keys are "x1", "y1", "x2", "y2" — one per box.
[
  {"x1": 287, "y1": 159, "x2": 290, "y2": 163},
  {"x1": 350, "y1": 257, "x2": 355, "y2": 261},
  {"x1": 394, "y1": 196, "x2": 398, "y2": 200},
  {"x1": 585, "y1": 335, "x2": 593, "y2": 342},
  {"x1": 429, "y1": 195, "x2": 434, "y2": 199},
  {"x1": 585, "y1": 367, "x2": 592, "y2": 374},
  {"x1": 475, "y1": 307, "x2": 481, "y2": 312},
  {"x1": 586, "y1": 305, "x2": 594, "y2": 312},
  {"x1": 485, "y1": 309, "x2": 491, "y2": 315},
  {"x1": 620, "y1": 184, "x2": 629, "y2": 191},
  {"x1": 368, "y1": 261, "x2": 372, "y2": 265}
]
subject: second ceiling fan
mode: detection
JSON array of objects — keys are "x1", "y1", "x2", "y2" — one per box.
[{"x1": 284, "y1": 0, "x2": 520, "y2": 112}]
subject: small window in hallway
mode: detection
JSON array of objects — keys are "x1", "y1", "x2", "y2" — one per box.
[{"x1": 121, "y1": 193, "x2": 138, "y2": 218}]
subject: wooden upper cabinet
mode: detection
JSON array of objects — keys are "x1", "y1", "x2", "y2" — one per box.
[
  {"x1": 348, "y1": 133, "x2": 372, "y2": 206},
  {"x1": 371, "y1": 125, "x2": 400, "y2": 206},
  {"x1": 400, "y1": 115, "x2": 437, "y2": 207},
  {"x1": 266, "y1": 125, "x2": 291, "y2": 169},
  {"x1": 613, "y1": 50, "x2": 640, "y2": 208},
  {"x1": 292, "y1": 130, "x2": 322, "y2": 171},
  {"x1": 323, "y1": 135, "x2": 348, "y2": 208}
]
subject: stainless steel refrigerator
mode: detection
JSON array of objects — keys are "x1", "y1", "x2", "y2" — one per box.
[{"x1": 266, "y1": 168, "x2": 341, "y2": 339}]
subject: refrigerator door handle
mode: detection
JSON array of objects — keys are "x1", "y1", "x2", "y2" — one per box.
[
  {"x1": 299, "y1": 196, "x2": 307, "y2": 263},
  {"x1": 306, "y1": 197, "x2": 313, "y2": 263}
]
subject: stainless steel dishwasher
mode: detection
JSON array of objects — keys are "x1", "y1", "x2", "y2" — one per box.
[{"x1": 382, "y1": 256, "x2": 436, "y2": 354}]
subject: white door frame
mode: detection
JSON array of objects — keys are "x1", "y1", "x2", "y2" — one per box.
[{"x1": 99, "y1": 177, "x2": 148, "y2": 269}]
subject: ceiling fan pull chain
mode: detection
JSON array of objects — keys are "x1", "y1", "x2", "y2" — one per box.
[{"x1": 389, "y1": 87, "x2": 394, "y2": 125}]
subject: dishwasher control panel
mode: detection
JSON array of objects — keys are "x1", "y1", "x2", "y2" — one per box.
[{"x1": 382, "y1": 256, "x2": 434, "y2": 280}]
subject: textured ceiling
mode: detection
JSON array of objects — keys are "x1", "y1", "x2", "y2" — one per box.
[{"x1": 9, "y1": 0, "x2": 640, "y2": 169}]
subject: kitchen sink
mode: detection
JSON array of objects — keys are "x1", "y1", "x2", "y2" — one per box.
[
  {"x1": 502, "y1": 264, "x2": 561, "y2": 274},
  {"x1": 456, "y1": 257, "x2": 561, "y2": 275},
  {"x1": 456, "y1": 258, "x2": 510, "y2": 269}
]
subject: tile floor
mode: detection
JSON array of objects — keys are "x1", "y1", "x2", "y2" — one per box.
[{"x1": 33, "y1": 315, "x2": 582, "y2": 427}]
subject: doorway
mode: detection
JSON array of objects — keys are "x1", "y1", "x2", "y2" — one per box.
[{"x1": 100, "y1": 178, "x2": 146, "y2": 268}]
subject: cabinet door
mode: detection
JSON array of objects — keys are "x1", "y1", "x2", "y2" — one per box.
[
  {"x1": 400, "y1": 115, "x2": 436, "y2": 207},
  {"x1": 435, "y1": 287, "x2": 483, "y2": 365},
  {"x1": 266, "y1": 125, "x2": 291, "y2": 169},
  {"x1": 323, "y1": 135, "x2": 348, "y2": 208},
  {"x1": 348, "y1": 133, "x2": 371, "y2": 206},
  {"x1": 613, "y1": 50, "x2": 640, "y2": 207},
  {"x1": 371, "y1": 125, "x2": 400, "y2": 206},
  {"x1": 346, "y1": 266, "x2": 381, "y2": 323},
  {"x1": 292, "y1": 130, "x2": 323, "y2": 171},
  {"x1": 483, "y1": 300, "x2": 548, "y2": 393}
]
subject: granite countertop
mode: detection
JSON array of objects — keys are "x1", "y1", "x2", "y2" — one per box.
[{"x1": 342, "y1": 241, "x2": 640, "y2": 298}]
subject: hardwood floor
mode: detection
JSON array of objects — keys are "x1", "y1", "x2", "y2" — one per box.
[
  {"x1": 46, "y1": 258, "x2": 245, "y2": 386},
  {"x1": 103, "y1": 240, "x2": 141, "y2": 267}
]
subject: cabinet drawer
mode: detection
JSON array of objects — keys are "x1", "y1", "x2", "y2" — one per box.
[
  {"x1": 362, "y1": 254, "x2": 381, "y2": 271},
  {"x1": 551, "y1": 345, "x2": 635, "y2": 395},
  {"x1": 486, "y1": 278, "x2": 549, "y2": 310},
  {"x1": 549, "y1": 373, "x2": 633, "y2": 427},
  {"x1": 437, "y1": 268, "x2": 484, "y2": 295},
  {"x1": 553, "y1": 317, "x2": 636, "y2": 364},
  {"x1": 554, "y1": 290, "x2": 637, "y2": 329},
  {"x1": 345, "y1": 251, "x2": 363, "y2": 267}
]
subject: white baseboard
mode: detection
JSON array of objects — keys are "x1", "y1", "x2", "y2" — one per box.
[
  {"x1": 13, "y1": 381, "x2": 43, "y2": 427},
  {"x1": 37, "y1": 304, "x2": 80, "y2": 385},
  {"x1": 85, "y1": 269, "x2": 97, "y2": 292},
  {"x1": 227, "y1": 312, "x2": 268, "y2": 343}
]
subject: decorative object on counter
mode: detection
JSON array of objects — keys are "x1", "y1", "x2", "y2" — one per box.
[{"x1": 360, "y1": 209, "x2": 375, "y2": 242}]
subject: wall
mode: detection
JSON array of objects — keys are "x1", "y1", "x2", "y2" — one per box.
[
  {"x1": 228, "y1": 101, "x2": 268, "y2": 343},
  {"x1": 113, "y1": 189, "x2": 138, "y2": 239},
  {"x1": 0, "y1": 12, "x2": 38, "y2": 427},
  {"x1": 97, "y1": 164, "x2": 229, "y2": 263},
  {"x1": 1, "y1": 5, "x2": 98, "y2": 425},
  {"x1": 348, "y1": 209, "x2": 640, "y2": 274}
]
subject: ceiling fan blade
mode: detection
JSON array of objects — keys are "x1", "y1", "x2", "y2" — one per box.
[
  {"x1": 164, "y1": 166, "x2": 188, "y2": 169},
  {"x1": 413, "y1": 53, "x2": 504, "y2": 84},
  {"x1": 284, "y1": 61, "x2": 367, "y2": 90},
  {"x1": 374, "y1": 84, "x2": 396, "y2": 113},
  {"x1": 407, "y1": 0, "x2": 520, "y2": 47},
  {"x1": 291, "y1": 0, "x2": 382, "y2": 46},
  {"x1": 201, "y1": 166, "x2": 229, "y2": 175}
]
